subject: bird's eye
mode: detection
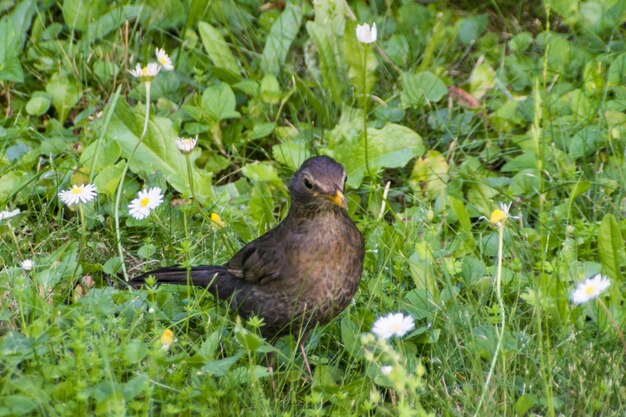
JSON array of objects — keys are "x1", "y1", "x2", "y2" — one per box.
[{"x1": 303, "y1": 177, "x2": 314, "y2": 190}]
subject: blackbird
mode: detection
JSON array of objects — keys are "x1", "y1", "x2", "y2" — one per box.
[{"x1": 131, "y1": 156, "x2": 365, "y2": 342}]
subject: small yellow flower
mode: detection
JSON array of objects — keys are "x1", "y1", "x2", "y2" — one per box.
[
  {"x1": 160, "y1": 328, "x2": 174, "y2": 350},
  {"x1": 482, "y1": 202, "x2": 519, "y2": 228},
  {"x1": 210, "y1": 212, "x2": 226, "y2": 228}
]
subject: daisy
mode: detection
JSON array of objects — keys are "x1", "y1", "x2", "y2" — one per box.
[
  {"x1": 372, "y1": 313, "x2": 415, "y2": 340},
  {"x1": 481, "y1": 202, "x2": 520, "y2": 228},
  {"x1": 570, "y1": 273, "x2": 611, "y2": 305},
  {"x1": 380, "y1": 365, "x2": 393, "y2": 375},
  {"x1": 356, "y1": 22, "x2": 377, "y2": 44},
  {"x1": 129, "y1": 62, "x2": 160, "y2": 81},
  {"x1": 0, "y1": 208, "x2": 20, "y2": 221},
  {"x1": 59, "y1": 184, "x2": 97, "y2": 207},
  {"x1": 21, "y1": 259, "x2": 34, "y2": 271},
  {"x1": 128, "y1": 187, "x2": 164, "y2": 220},
  {"x1": 160, "y1": 328, "x2": 174, "y2": 351},
  {"x1": 155, "y1": 48, "x2": 174, "y2": 71},
  {"x1": 176, "y1": 136, "x2": 197, "y2": 154}
]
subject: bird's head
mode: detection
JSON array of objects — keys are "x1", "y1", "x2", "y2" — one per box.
[{"x1": 289, "y1": 156, "x2": 348, "y2": 211}]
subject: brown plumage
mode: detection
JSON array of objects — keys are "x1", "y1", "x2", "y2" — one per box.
[{"x1": 131, "y1": 156, "x2": 365, "y2": 340}]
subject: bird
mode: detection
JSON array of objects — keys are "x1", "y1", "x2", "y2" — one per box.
[{"x1": 130, "y1": 155, "x2": 365, "y2": 369}]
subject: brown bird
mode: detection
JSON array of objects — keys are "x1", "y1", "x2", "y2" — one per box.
[{"x1": 131, "y1": 156, "x2": 364, "y2": 365}]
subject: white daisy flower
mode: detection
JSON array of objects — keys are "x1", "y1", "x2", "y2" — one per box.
[
  {"x1": 128, "y1": 187, "x2": 164, "y2": 220},
  {"x1": 155, "y1": 48, "x2": 174, "y2": 71},
  {"x1": 21, "y1": 259, "x2": 34, "y2": 271},
  {"x1": 480, "y1": 202, "x2": 520, "y2": 228},
  {"x1": 356, "y1": 22, "x2": 377, "y2": 44},
  {"x1": 59, "y1": 184, "x2": 97, "y2": 207},
  {"x1": 380, "y1": 365, "x2": 393, "y2": 375},
  {"x1": 0, "y1": 208, "x2": 20, "y2": 221},
  {"x1": 176, "y1": 136, "x2": 197, "y2": 154},
  {"x1": 129, "y1": 62, "x2": 161, "y2": 81},
  {"x1": 570, "y1": 273, "x2": 611, "y2": 305},
  {"x1": 372, "y1": 312, "x2": 415, "y2": 340}
]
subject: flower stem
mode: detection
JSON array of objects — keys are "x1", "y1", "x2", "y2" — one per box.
[
  {"x1": 114, "y1": 81, "x2": 152, "y2": 280},
  {"x1": 79, "y1": 204, "x2": 87, "y2": 248},
  {"x1": 473, "y1": 224, "x2": 506, "y2": 417},
  {"x1": 361, "y1": 45, "x2": 372, "y2": 180}
]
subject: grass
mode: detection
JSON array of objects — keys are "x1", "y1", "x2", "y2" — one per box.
[{"x1": 1, "y1": 0, "x2": 626, "y2": 416}]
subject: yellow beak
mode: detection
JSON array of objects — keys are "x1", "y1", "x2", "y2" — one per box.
[{"x1": 323, "y1": 190, "x2": 346, "y2": 208}]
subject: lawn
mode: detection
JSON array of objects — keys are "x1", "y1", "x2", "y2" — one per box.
[{"x1": 1, "y1": 0, "x2": 625, "y2": 416}]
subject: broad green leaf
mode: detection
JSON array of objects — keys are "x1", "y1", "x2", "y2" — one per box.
[
  {"x1": 122, "y1": 339, "x2": 148, "y2": 365},
  {"x1": 80, "y1": 139, "x2": 121, "y2": 173},
  {"x1": 0, "y1": 0, "x2": 36, "y2": 83},
  {"x1": 25, "y1": 93, "x2": 51, "y2": 116},
  {"x1": 457, "y1": 14, "x2": 488, "y2": 45},
  {"x1": 241, "y1": 162, "x2": 281, "y2": 183},
  {"x1": 260, "y1": 74, "x2": 282, "y2": 104},
  {"x1": 248, "y1": 122, "x2": 275, "y2": 140},
  {"x1": 607, "y1": 52, "x2": 626, "y2": 88},
  {"x1": 0, "y1": 170, "x2": 30, "y2": 201},
  {"x1": 107, "y1": 99, "x2": 213, "y2": 204},
  {"x1": 198, "y1": 21, "x2": 240, "y2": 81},
  {"x1": 260, "y1": 3, "x2": 303, "y2": 76},
  {"x1": 409, "y1": 150, "x2": 449, "y2": 200},
  {"x1": 45, "y1": 73, "x2": 82, "y2": 123},
  {"x1": 401, "y1": 71, "x2": 447, "y2": 108},
  {"x1": 272, "y1": 139, "x2": 310, "y2": 171},
  {"x1": 340, "y1": 317, "x2": 361, "y2": 357},
  {"x1": 598, "y1": 213, "x2": 624, "y2": 282},
  {"x1": 470, "y1": 63, "x2": 496, "y2": 99},
  {"x1": 200, "y1": 353, "x2": 243, "y2": 376},
  {"x1": 201, "y1": 83, "x2": 241, "y2": 122},
  {"x1": 306, "y1": 19, "x2": 347, "y2": 106},
  {"x1": 94, "y1": 162, "x2": 124, "y2": 197},
  {"x1": 63, "y1": 0, "x2": 106, "y2": 32},
  {"x1": 331, "y1": 123, "x2": 424, "y2": 188}
]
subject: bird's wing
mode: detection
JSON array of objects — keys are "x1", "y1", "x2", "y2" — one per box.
[{"x1": 226, "y1": 230, "x2": 287, "y2": 285}]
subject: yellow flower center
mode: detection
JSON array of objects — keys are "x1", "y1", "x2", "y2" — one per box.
[
  {"x1": 584, "y1": 285, "x2": 597, "y2": 296},
  {"x1": 490, "y1": 209, "x2": 507, "y2": 225},
  {"x1": 140, "y1": 197, "x2": 151, "y2": 207},
  {"x1": 71, "y1": 187, "x2": 83, "y2": 195},
  {"x1": 160, "y1": 328, "x2": 174, "y2": 345}
]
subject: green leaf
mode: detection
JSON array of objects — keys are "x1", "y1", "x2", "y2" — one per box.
[
  {"x1": 80, "y1": 139, "x2": 121, "y2": 173},
  {"x1": 201, "y1": 83, "x2": 241, "y2": 122},
  {"x1": 0, "y1": 0, "x2": 35, "y2": 82},
  {"x1": 62, "y1": 0, "x2": 106, "y2": 32},
  {"x1": 305, "y1": 17, "x2": 347, "y2": 106},
  {"x1": 107, "y1": 99, "x2": 213, "y2": 204},
  {"x1": 241, "y1": 162, "x2": 281, "y2": 183},
  {"x1": 260, "y1": 74, "x2": 282, "y2": 104},
  {"x1": 248, "y1": 122, "x2": 275, "y2": 140},
  {"x1": 45, "y1": 73, "x2": 82, "y2": 123},
  {"x1": 272, "y1": 139, "x2": 310, "y2": 171},
  {"x1": 198, "y1": 21, "x2": 241, "y2": 81},
  {"x1": 470, "y1": 63, "x2": 496, "y2": 100},
  {"x1": 200, "y1": 353, "x2": 243, "y2": 376},
  {"x1": 401, "y1": 71, "x2": 447, "y2": 108},
  {"x1": 260, "y1": 3, "x2": 303, "y2": 76},
  {"x1": 25, "y1": 93, "x2": 51, "y2": 116},
  {"x1": 93, "y1": 162, "x2": 124, "y2": 197},
  {"x1": 457, "y1": 14, "x2": 488, "y2": 45},
  {"x1": 607, "y1": 53, "x2": 626, "y2": 88},
  {"x1": 340, "y1": 317, "x2": 361, "y2": 357},
  {"x1": 331, "y1": 123, "x2": 424, "y2": 188},
  {"x1": 122, "y1": 339, "x2": 148, "y2": 365},
  {"x1": 598, "y1": 214, "x2": 624, "y2": 282}
]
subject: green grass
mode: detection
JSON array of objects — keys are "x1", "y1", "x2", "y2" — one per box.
[{"x1": 1, "y1": 0, "x2": 626, "y2": 416}]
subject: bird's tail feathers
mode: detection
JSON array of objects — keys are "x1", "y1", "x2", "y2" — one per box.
[{"x1": 130, "y1": 265, "x2": 239, "y2": 299}]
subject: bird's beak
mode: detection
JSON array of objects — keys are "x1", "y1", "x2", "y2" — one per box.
[{"x1": 323, "y1": 190, "x2": 346, "y2": 208}]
